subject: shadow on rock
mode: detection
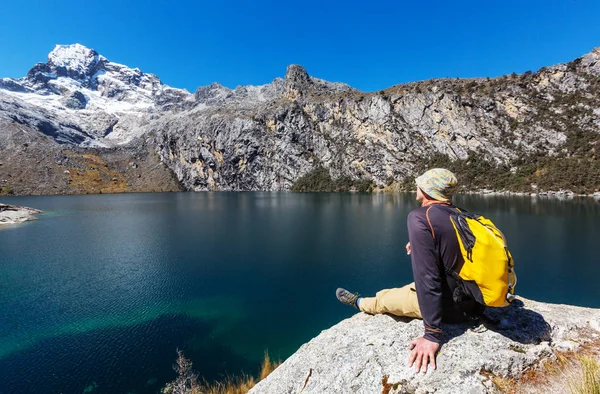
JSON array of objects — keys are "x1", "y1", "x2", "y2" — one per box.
[
  {"x1": 482, "y1": 299, "x2": 552, "y2": 344},
  {"x1": 440, "y1": 299, "x2": 552, "y2": 346}
]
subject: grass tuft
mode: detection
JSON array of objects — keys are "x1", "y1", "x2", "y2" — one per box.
[{"x1": 258, "y1": 351, "x2": 278, "y2": 381}]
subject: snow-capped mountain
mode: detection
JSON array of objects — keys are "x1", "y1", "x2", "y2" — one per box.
[
  {"x1": 0, "y1": 44, "x2": 353, "y2": 146},
  {"x1": 0, "y1": 44, "x2": 196, "y2": 145}
]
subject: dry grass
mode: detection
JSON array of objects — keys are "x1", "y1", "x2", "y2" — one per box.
[
  {"x1": 197, "y1": 352, "x2": 281, "y2": 394},
  {"x1": 490, "y1": 337, "x2": 600, "y2": 394},
  {"x1": 163, "y1": 350, "x2": 282, "y2": 394},
  {"x1": 568, "y1": 357, "x2": 600, "y2": 394},
  {"x1": 194, "y1": 376, "x2": 257, "y2": 394},
  {"x1": 65, "y1": 152, "x2": 129, "y2": 194},
  {"x1": 258, "y1": 351, "x2": 279, "y2": 381}
]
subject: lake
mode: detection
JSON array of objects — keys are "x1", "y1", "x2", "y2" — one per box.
[{"x1": 1, "y1": 192, "x2": 599, "y2": 393}]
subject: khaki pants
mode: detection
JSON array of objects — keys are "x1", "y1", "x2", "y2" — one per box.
[{"x1": 358, "y1": 282, "x2": 422, "y2": 318}]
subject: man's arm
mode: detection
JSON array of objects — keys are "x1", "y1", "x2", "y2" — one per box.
[
  {"x1": 407, "y1": 209, "x2": 443, "y2": 372},
  {"x1": 408, "y1": 209, "x2": 444, "y2": 342}
]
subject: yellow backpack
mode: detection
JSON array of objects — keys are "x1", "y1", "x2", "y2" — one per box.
[{"x1": 433, "y1": 205, "x2": 517, "y2": 308}]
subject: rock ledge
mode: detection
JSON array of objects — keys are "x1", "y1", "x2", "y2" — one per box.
[{"x1": 249, "y1": 298, "x2": 600, "y2": 394}]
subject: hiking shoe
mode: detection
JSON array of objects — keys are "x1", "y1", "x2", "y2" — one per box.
[{"x1": 336, "y1": 288, "x2": 360, "y2": 310}]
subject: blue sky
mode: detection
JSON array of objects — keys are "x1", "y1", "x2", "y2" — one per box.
[{"x1": 1, "y1": 0, "x2": 599, "y2": 92}]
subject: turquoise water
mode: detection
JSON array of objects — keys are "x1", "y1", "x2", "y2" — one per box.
[{"x1": 1, "y1": 192, "x2": 599, "y2": 393}]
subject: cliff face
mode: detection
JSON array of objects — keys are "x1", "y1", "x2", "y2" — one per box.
[
  {"x1": 149, "y1": 50, "x2": 600, "y2": 193},
  {"x1": 1, "y1": 45, "x2": 599, "y2": 195},
  {"x1": 248, "y1": 298, "x2": 600, "y2": 394}
]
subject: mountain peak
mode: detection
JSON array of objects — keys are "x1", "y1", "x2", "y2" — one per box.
[
  {"x1": 285, "y1": 64, "x2": 310, "y2": 84},
  {"x1": 47, "y1": 44, "x2": 105, "y2": 80},
  {"x1": 283, "y1": 64, "x2": 354, "y2": 99},
  {"x1": 284, "y1": 64, "x2": 312, "y2": 99}
]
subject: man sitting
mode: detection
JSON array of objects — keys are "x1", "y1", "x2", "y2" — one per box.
[{"x1": 336, "y1": 168, "x2": 482, "y2": 373}]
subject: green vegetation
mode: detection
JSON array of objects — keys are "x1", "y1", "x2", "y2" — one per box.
[
  {"x1": 408, "y1": 152, "x2": 600, "y2": 195},
  {"x1": 291, "y1": 167, "x2": 374, "y2": 192},
  {"x1": 408, "y1": 153, "x2": 527, "y2": 192},
  {"x1": 163, "y1": 350, "x2": 280, "y2": 394},
  {"x1": 0, "y1": 185, "x2": 14, "y2": 196},
  {"x1": 293, "y1": 148, "x2": 599, "y2": 195}
]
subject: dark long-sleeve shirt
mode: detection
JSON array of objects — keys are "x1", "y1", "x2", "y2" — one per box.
[{"x1": 408, "y1": 204, "x2": 470, "y2": 343}]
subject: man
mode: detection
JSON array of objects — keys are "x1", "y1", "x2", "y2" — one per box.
[{"x1": 336, "y1": 168, "x2": 482, "y2": 373}]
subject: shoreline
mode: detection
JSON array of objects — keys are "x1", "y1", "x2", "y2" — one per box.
[
  {"x1": 2, "y1": 188, "x2": 599, "y2": 199},
  {"x1": 453, "y1": 189, "x2": 600, "y2": 199},
  {"x1": 380, "y1": 186, "x2": 600, "y2": 199}
]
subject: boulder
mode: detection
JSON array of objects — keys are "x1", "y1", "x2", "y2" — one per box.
[
  {"x1": 249, "y1": 298, "x2": 600, "y2": 394},
  {"x1": 62, "y1": 90, "x2": 88, "y2": 109}
]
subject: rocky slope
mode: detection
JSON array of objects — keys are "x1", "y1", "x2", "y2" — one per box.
[
  {"x1": 249, "y1": 297, "x2": 600, "y2": 394},
  {"x1": 0, "y1": 119, "x2": 182, "y2": 195},
  {"x1": 1, "y1": 44, "x2": 599, "y2": 195}
]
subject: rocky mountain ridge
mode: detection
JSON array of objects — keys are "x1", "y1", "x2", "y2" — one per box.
[{"x1": 1, "y1": 44, "x2": 599, "y2": 195}]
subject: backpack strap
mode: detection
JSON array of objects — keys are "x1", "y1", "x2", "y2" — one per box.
[
  {"x1": 425, "y1": 206, "x2": 435, "y2": 239},
  {"x1": 422, "y1": 201, "x2": 452, "y2": 239}
]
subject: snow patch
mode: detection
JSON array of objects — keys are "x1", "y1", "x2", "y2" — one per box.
[
  {"x1": 48, "y1": 44, "x2": 102, "y2": 76},
  {"x1": 40, "y1": 72, "x2": 57, "y2": 79}
]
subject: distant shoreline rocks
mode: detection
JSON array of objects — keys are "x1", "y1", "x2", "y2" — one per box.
[
  {"x1": 464, "y1": 189, "x2": 600, "y2": 199},
  {"x1": 381, "y1": 183, "x2": 600, "y2": 198},
  {"x1": 0, "y1": 203, "x2": 43, "y2": 225}
]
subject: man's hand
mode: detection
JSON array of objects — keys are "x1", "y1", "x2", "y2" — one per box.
[
  {"x1": 408, "y1": 336, "x2": 439, "y2": 373},
  {"x1": 406, "y1": 242, "x2": 411, "y2": 255}
]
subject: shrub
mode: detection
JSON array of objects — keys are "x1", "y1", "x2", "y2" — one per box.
[
  {"x1": 0, "y1": 185, "x2": 14, "y2": 196},
  {"x1": 291, "y1": 167, "x2": 334, "y2": 192},
  {"x1": 163, "y1": 349, "x2": 199, "y2": 394},
  {"x1": 291, "y1": 167, "x2": 374, "y2": 192}
]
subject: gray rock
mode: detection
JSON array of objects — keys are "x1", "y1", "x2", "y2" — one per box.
[
  {"x1": 62, "y1": 91, "x2": 87, "y2": 109},
  {"x1": 284, "y1": 64, "x2": 313, "y2": 100},
  {"x1": 0, "y1": 203, "x2": 43, "y2": 224},
  {"x1": 0, "y1": 77, "x2": 32, "y2": 93},
  {"x1": 249, "y1": 298, "x2": 600, "y2": 394},
  {"x1": 194, "y1": 82, "x2": 233, "y2": 104}
]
